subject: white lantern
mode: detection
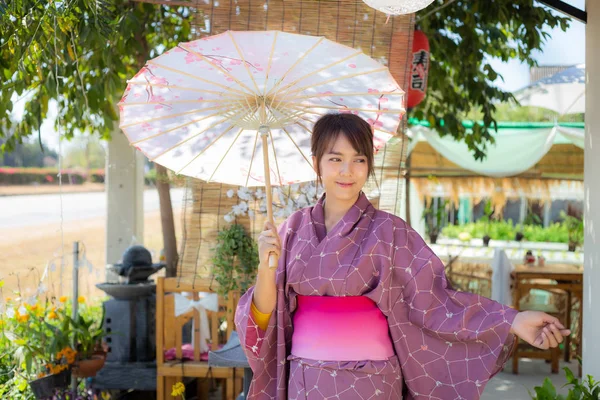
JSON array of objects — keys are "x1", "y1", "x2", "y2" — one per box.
[{"x1": 363, "y1": 0, "x2": 436, "y2": 15}]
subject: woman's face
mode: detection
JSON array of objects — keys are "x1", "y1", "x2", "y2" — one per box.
[{"x1": 312, "y1": 132, "x2": 369, "y2": 205}]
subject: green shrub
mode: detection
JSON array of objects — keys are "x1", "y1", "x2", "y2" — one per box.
[
  {"x1": 441, "y1": 220, "x2": 570, "y2": 243},
  {"x1": 522, "y1": 223, "x2": 569, "y2": 243},
  {"x1": 0, "y1": 167, "x2": 86, "y2": 185},
  {"x1": 530, "y1": 366, "x2": 599, "y2": 400},
  {"x1": 89, "y1": 169, "x2": 105, "y2": 183},
  {"x1": 144, "y1": 168, "x2": 186, "y2": 187}
]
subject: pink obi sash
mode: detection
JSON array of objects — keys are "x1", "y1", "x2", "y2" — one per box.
[{"x1": 291, "y1": 295, "x2": 395, "y2": 361}]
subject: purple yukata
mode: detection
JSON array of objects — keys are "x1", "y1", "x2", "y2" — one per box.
[{"x1": 235, "y1": 192, "x2": 518, "y2": 399}]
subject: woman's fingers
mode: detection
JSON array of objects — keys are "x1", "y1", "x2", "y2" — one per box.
[
  {"x1": 263, "y1": 221, "x2": 278, "y2": 234},
  {"x1": 262, "y1": 237, "x2": 280, "y2": 246},
  {"x1": 536, "y1": 331, "x2": 549, "y2": 349},
  {"x1": 265, "y1": 248, "x2": 280, "y2": 258},
  {"x1": 260, "y1": 228, "x2": 274, "y2": 237},
  {"x1": 543, "y1": 315, "x2": 566, "y2": 330},
  {"x1": 543, "y1": 327, "x2": 559, "y2": 348},
  {"x1": 261, "y1": 222, "x2": 280, "y2": 244},
  {"x1": 547, "y1": 323, "x2": 565, "y2": 344},
  {"x1": 258, "y1": 221, "x2": 282, "y2": 268}
]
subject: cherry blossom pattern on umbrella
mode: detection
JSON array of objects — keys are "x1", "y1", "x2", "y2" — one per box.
[{"x1": 118, "y1": 30, "x2": 405, "y2": 188}]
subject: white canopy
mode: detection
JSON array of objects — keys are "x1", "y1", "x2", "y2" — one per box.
[
  {"x1": 514, "y1": 64, "x2": 585, "y2": 115},
  {"x1": 407, "y1": 122, "x2": 584, "y2": 178}
]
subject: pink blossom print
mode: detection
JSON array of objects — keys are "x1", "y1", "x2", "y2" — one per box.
[{"x1": 184, "y1": 52, "x2": 202, "y2": 64}]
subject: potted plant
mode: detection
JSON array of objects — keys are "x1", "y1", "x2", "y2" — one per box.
[
  {"x1": 68, "y1": 308, "x2": 106, "y2": 378},
  {"x1": 514, "y1": 229, "x2": 524, "y2": 242},
  {"x1": 422, "y1": 199, "x2": 448, "y2": 244},
  {"x1": 211, "y1": 223, "x2": 260, "y2": 298},
  {"x1": 5, "y1": 301, "x2": 75, "y2": 399},
  {"x1": 481, "y1": 199, "x2": 494, "y2": 247},
  {"x1": 561, "y1": 211, "x2": 584, "y2": 252}
]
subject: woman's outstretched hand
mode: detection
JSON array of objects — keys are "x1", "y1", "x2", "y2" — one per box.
[{"x1": 510, "y1": 310, "x2": 571, "y2": 350}]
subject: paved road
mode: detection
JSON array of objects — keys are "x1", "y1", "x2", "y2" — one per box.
[{"x1": 0, "y1": 188, "x2": 185, "y2": 229}]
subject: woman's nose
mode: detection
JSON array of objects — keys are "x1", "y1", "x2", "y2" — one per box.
[{"x1": 340, "y1": 162, "x2": 352, "y2": 175}]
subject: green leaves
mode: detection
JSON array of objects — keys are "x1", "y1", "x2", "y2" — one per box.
[
  {"x1": 0, "y1": 0, "x2": 195, "y2": 152},
  {"x1": 533, "y1": 378, "x2": 559, "y2": 400},
  {"x1": 529, "y1": 366, "x2": 600, "y2": 400},
  {"x1": 211, "y1": 223, "x2": 259, "y2": 298},
  {"x1": 414, "y1": 0, "x2": 569, "y2": 160}
]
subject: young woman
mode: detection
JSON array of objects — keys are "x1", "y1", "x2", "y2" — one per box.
[{"x1": 235, "y1": 113, "x2": 570, "y2": 399}]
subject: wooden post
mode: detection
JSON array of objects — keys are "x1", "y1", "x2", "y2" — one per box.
[
  {"x1": 405, "y1": 154, "x2": 412, "y2": 227},
  {"x1": 156, "y1": 277, "x2": 165, "y2": 400}
]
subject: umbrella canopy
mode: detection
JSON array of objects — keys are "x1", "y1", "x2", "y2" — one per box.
[
  {"x1": 118, "y1": 30, "x2": 404, "y2": 188},
  {"x1": 514, "y1": 64, "x2": 585, "y2": 115}
]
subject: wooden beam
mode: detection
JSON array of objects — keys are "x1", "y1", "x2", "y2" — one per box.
[{"x1": 538, "y1": 0, "x2": 587, "y2": 23}]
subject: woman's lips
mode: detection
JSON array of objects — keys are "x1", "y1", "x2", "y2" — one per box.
[{"x1": 336, "y1": 182, "x2": 354, "y2": 188}]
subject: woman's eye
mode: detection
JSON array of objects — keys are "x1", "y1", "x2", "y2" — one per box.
[
  {"x1": 329, "y1": 158, "x2": 341, "y2": 162},
  {"x1": 356, "y1": 159, "x2": 366, "y2": 163}
]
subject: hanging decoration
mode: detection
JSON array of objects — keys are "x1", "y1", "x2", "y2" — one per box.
[
  {"x1": 407, "y1": 29, "x2": 430, "y2": 109},
  {"x1": 363, "y1": 0, "x2": 436, "y2": 18}
]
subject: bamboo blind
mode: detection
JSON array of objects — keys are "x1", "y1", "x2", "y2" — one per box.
[
  {"x1": 409, "y1": 140, "x2": 584, "y2": 213},
  {"x1": 171, "y1": 0, "x2": 415, "y2": 277}
]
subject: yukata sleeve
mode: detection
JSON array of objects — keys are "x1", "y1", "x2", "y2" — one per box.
[
  {"x1": 386, "y1": 221, "x2": 518, "y2": 399},
  {"x1": 234, "y1": 217, "x2": 291, "y2": 379}
]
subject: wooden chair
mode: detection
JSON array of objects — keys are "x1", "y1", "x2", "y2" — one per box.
[
  {"x1": 444, "y1": 257, "x2": 493, "y2": 297},
  {"x1": 511, "y1": 287, "x2": 567, "y2": 374},
  {"x1": 156, "y1": 277, "x2": 244, "y2": 400}
]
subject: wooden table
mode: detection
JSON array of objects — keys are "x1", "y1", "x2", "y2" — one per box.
[{"x1": 511, "y1": 263, "x2": 583, "y2": 369}]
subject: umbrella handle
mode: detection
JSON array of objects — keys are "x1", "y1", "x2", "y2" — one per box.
[
  {"x1": 269, "y1": 253, "x2": 278, "y2": 269},
  {"x1": 261, "y1": 127, "x2": 280, "y2": 270}
]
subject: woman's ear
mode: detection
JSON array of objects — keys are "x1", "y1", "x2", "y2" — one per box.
[{"x1": 311, "y1": 155, "x2": 318, "y2": 174}]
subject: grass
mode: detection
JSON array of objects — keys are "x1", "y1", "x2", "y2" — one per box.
[{"x1": 0, "y1": 209, "x2": 182, "y2": 301}]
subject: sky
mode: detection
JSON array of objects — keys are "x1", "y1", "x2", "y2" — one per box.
[
  {"x1": 10, "y1": 0, "x2": 587, "y2": 152},
  {"x1": 489, "y1": 0, "x2": 586, "y2": 92}
]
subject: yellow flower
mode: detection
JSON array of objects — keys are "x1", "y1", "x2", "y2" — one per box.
[
  {"x1": 28, "y1": 304, "x2": 38, "y2": 311},
  {"x1": 37, "y1": 372, "x2": 47, "y2": 378},
  {"x1": 171, "y1": 382, "x2": 185, "y2": 397},
  {"x1": 77, "y1": 296, "x2": 86, "y2": 304},
  {"x1": 0, "y1": 320, "x2": 4, "y2": 328},
  {"x1": 17, "y1": 314, "x2": 29, "y2": 323},
  {"x1": 5, "y1": 297, "x2": 11, "y2": 302},
  {"x1": 101, "y1": 392, "x2": 111, "y2": 400},
  {"x1": 49, "y1": 364, "x2": 68, "y2": 374},
  {"x1": 48, "y1": 311, "x2": 58, "y2": 320},
  {"x1": 59, "y1": 296, "x2": 67, "y2": 303}
]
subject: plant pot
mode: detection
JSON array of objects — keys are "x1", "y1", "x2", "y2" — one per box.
[
  {"x1": 74, "y1": 353, "x2": 106, "y2": 378},
  {"x1": 429, "y1": 233, "x2": 438, "y2": 244},
  {"x1": 568, "y1": 242, "x2": 577, "y2": 252},
  {"x1": 29, "y1": 369, "x2": 71, "y2": 399},
  {"x1": 515, "y1": 232, "x2": 524, "y2": 242},
  {"x1": 483, "y1": 235, "x2": 491, "y2": 247}
]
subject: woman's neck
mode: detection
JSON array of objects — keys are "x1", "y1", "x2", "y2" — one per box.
[{"x1": 323, "y1": 193, "x2": 359, "y2": 231}]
